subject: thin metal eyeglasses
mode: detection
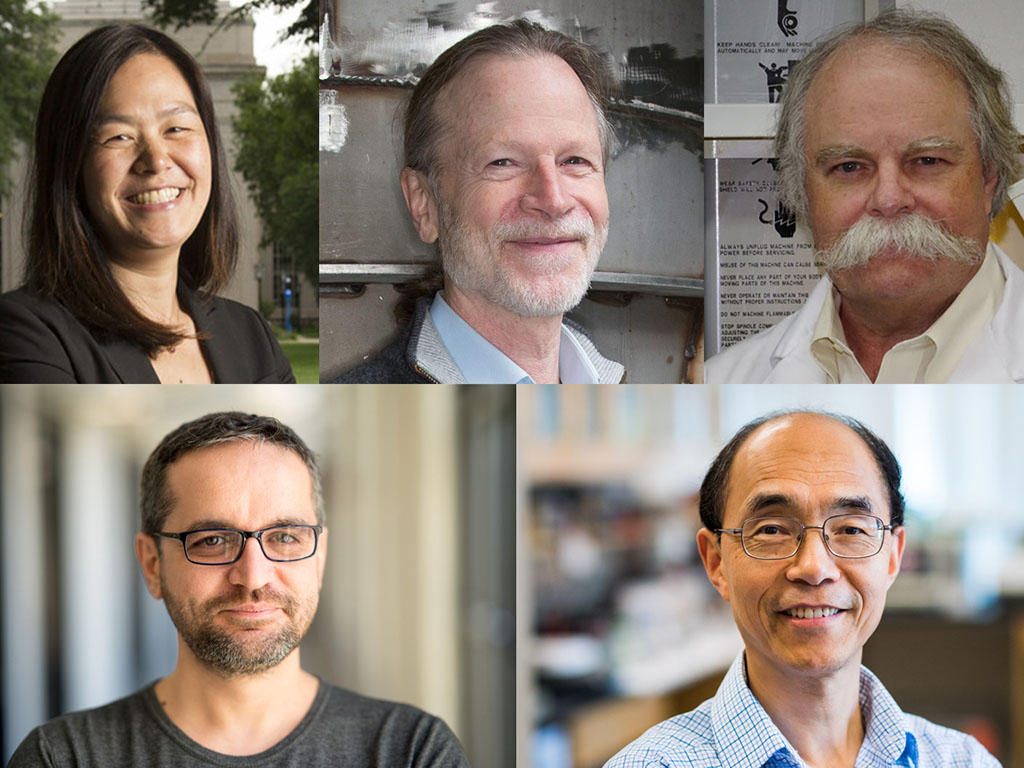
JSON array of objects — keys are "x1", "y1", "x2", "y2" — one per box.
[
  {"x1": 153, "y1": 524, "x2": 323, "y2": 565},
  {"x1": 714, "y1": 514, "x2": 894, "y2": 560}
]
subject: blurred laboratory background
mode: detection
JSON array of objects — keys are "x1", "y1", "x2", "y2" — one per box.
[
  {"x1": 0, "y1": 385, "x2": 514, "y2": 767},
  {"x1": 519, "y1": 385, "x2": 1024, "y2": 768}
]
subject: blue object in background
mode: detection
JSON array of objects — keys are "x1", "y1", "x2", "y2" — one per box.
[
  {"x1": 283, "y1": 274, "x2": 293, "y2": 332},
  {"x1": 532, "y1": 723, "x2": 571, "y2": 768}
]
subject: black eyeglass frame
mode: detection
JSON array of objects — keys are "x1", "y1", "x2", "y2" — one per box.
[
  {"x1": 153, "y1": 524, "x2": 324, "y2": 565},
  {"x1": 714, "y1": 514, "x2": 895, "y2": 560}
]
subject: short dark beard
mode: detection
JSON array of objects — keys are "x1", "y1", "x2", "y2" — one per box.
[{"x1": 161, "y1": 579, "x2": 315, "y2": 679}]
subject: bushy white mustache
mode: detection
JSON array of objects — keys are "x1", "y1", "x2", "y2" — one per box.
[{"x1": 817, "y1": 213, "x2": 984, "y2": 272}]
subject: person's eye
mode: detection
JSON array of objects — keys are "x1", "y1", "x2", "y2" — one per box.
[
  {"x1": 565, "y1": 156, "x2": 601, "y2": 172},
  {"x1": 194, "y1": 534, "x2": 225, "y2": 548},
  {"x1": 101, "y1": 133, "x2": 132, "y2": 145},
  {"x1": 915, "y1": 156, "x2": 943, "y2": 167},
  {"x1": 268, "y1": 531, "x2": 299, "y2": 544},
  {"x1": 488, "y1": 158, "x2": 513, "y2": 167},
  {"x1": 835, "y1": 161, "x2": 861, "y2": 174}
]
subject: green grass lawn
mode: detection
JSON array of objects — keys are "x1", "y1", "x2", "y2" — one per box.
[{"x1": 280, "y1": 341, "x2": 319, "y2": 383}]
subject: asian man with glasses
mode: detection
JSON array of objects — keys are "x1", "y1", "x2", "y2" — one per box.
[
  {"x1": 9, "y1": 411, "x2": 468, "y2": 768},
  {"x1": 606, "y1": 410, "x2": 1000, "y2": 768}
]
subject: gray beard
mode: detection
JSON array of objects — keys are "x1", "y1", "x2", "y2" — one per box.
[
  {"x1": 437, "y1": 200, "x2": 606, "y2": 318},
  {"x1": 816, "y1": 213, "x2": 984, "y2": 273}
]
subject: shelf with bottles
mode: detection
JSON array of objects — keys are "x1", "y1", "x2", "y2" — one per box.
[{"x1": 529, "y1": 482, "x2": 738, "y2": 712}]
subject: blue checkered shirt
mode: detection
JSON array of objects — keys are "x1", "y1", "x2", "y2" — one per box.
[{"x1": 603, "y1": 652, "x2": 1002, "y2": 768}]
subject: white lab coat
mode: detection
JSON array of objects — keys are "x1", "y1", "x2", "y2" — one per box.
[{"x1": 706, "y1": 244, "x2": 1024, "y2": 383}]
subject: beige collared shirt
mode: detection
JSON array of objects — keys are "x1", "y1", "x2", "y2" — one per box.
[{"x1": 810, "y1": 243, "x2": 1005, "y2": 383}]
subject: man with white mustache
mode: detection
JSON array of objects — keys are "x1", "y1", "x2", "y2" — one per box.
[
  {"x1": 335, "y1": 20, "x2": 624, "y2": 384},
  {"x1": 606, "y1": 411, "x2": 1001, "y2": 767},
  {"x1": 707, "y1": 9, "x2": 1024, "y2": 384}
]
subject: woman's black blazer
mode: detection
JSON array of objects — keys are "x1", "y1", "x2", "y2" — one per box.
[{"x1": 0, "y1": 287, "x2": 296, "y2": 383}]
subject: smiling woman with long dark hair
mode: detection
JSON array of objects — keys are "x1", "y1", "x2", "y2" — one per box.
[{"x1": 0, "y1": 24, "x2": 295, "y2": 383}]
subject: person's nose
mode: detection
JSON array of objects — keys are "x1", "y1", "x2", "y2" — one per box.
[
  {"x1": 132, "y1": 134, "x2": 173, "y2": 175},
  {"x1": 784, "y1": 527, "x2": 841, "y2": 586},
  {"x1": 521, "y1": 158, "x2": 574, "y2": 218},
  {"x1": 867, "y1": 161, "x2": 915, "y2": 218},
  {"x1": 227, "y1": 535, "x2": 273, "y2": 591}
]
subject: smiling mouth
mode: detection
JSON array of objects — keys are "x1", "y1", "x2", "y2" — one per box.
[
  {"x1": 225, "y1": 602, "x2": 277, "y2": 611},
  {"x1": 510, "y1": 236, "x2": 581, "y2": 247},
  {"x1": 221, "y1": 606, "x2": 280, "y2": 622},
  {"x1": 127, "y1": 187, "x2": 183, "y2": 205},
  {"x1": 782, "y1": 607, "x2": 842, "y2": 619}
]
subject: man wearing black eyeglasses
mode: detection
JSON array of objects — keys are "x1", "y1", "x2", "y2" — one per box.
[
  {"x1": 606, "y1": 410, "x2": 1000, "y2": 768},
  {"x1": 9, "y1": 411, "x2": 468, "y2": 767}
]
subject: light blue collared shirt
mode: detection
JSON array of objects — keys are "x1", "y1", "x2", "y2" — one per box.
[
  {"x1": 428, "y1": 293, "x2": 600, "y2": 384},
  {"x1": 604, "y1": 652, "x2": 1001, "y2": 768}
]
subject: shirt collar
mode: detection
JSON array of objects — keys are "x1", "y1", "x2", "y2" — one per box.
[
  {"x1": 921, "y1": 242, "x2": 1004, "y2": 382},
  {"x1": 809, "y1": 243, "x2": 1004, "y2": 383},
  {"x1": 710, "y1": 653, "x2": 799, "y2": 766},
  {"x1": 710, "y1": 652, "x2": 917, "y2": 767},
  {"x1": 858, "y1": 664, "x2": 919, "y2": 766},
  {"x1": 810, "y1": 284, "x2": 855, "y2": 383},
  {"x1": 428, "y1": 292, "x2": 600, "y2": 384}
]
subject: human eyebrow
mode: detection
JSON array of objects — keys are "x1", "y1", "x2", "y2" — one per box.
[
  {"x1": 161, "y1": 103, "x2": 199, "y2": 117},
  {"x1": 827, "y1": 496, "x2": 874, "y2": 514},
  {"x1": 179, "y1": 519, "x2": 237, "y2": 533},
  {"x1": 744, "y1": 492, "x2": 795, "y2": 515},
  {"x1": 93, "y1": 103, "x2": 199, "y2": 127},
  {"x1": 814, "y1": 145, "x2": 870, "y2": 167},
  {"x1": 474, "y1": 139, "x2": 523, "y2": 160},
  {"x1": 743, "y1": 493, "x2": 875, "y2": 518},
  {"x1": 487, "y1": 138, "x2": 524, "y2": 152},
  {"x1": 904, "y1": 136, "x2": 965, "y2": 158},
  {"x1": 178, "y1": 517, "x2": 315, "y2": 533},
  {"x1": 93, "y1": 116, "x2": 130, "y2": 128},
  {"x1": 264, "y1": 517, "x2": 318, "y2": 528},
  {"x1": 478, "y1": 139, "x2": 600, "y2": 161}
]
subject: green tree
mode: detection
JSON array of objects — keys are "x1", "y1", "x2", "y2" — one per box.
[
  {"x1": 144, "y1": 0, "x2": 317, "y2": 44},
  {"x1": 232, "y1": 52, "x2": 317, "y2": 288},
  {"x1": 0, "y1": 0, "x2": 58, "y2": 195}
]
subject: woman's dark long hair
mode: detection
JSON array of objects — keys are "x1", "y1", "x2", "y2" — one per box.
[{"x1": 24, "y1": 23, "x2": 239, "y2": 354}]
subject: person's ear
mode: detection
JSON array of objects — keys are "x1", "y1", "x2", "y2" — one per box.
[
  {"x1": 400, "y1": 167, "x2": 439, "y2": 244},
  {"x1": 136, "y1": 533, "x2": 163, "y2": 600},
  {"x1": 886, "y1": 525, "x2": 906, "y2": 588},
  {"x1": 697, "y1": 528, "x2": 731, "y2": 602},
  {"x1": 316, "y1": 527, "x2": 327, "y2": 589}
]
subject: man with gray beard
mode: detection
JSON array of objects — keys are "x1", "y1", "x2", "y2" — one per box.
[
  {"x1": 9, "y1": 412, "x2": 468, "y2": 768},
  {"x1": 334, "y1": 20, "x2": 624, "y2": 384},
  {"x1": 707, "y1": 9, "x2": 1024, "y2": 384}
]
